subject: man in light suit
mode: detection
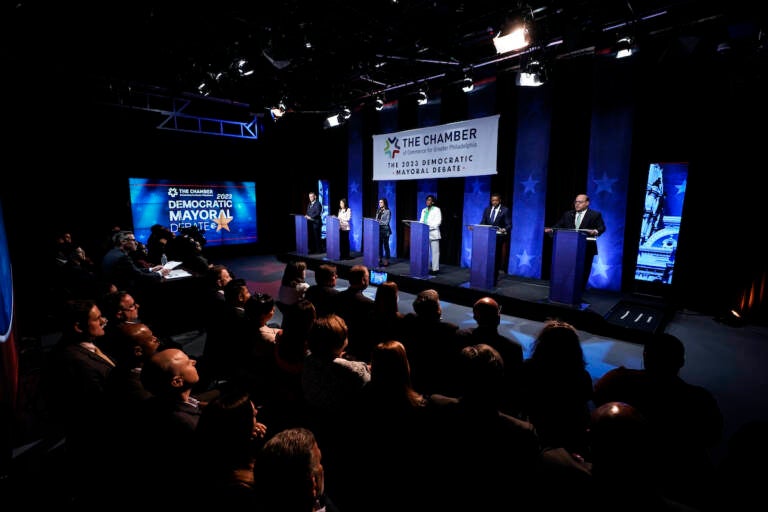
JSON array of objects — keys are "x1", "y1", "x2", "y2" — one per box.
[
  {"x1": 305, "y1": 191, "x2": 323, "y2": 254},
  {"x1": 480, "y1": 192, "x2": 512, "y2": 282},
  {"x1": 545, "y1": 193, "x2": 607, "y2": 290}
]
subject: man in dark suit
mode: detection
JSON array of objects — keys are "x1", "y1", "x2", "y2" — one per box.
[
  {"x1": 480, "y1": 193, "x2": 512, "y2": 282},
  {"x1": 305, "y1": 191, "x2": 323, "y2": 253},
  {"x1": 546, "y1": 193, "x2": 607, "y2": 290}
]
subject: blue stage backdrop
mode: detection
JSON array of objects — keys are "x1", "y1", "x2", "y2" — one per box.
[
  {"x1": 461, "y1": 79, "x2": 497, "y2": 269},
  {"x1": 128, "y1": 178, "x2": 257, "y2": 247},
  {"x1": 586, "y1": 59, "x2": 635, "y2": 291},
  {"x1": 510, "y1": 87, "x2": 552, "y2": 279},
  {"x1": 347, "y1": 113, "x2": 364, "y2": 253},
  {"x1": 377, "y1": 105, "x2": 399, "y2": 258}
]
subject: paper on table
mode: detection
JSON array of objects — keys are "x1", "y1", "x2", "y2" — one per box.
[
  {"x1": 165, "y1": 268, "x2": 192, "y2": 280},
  {"x1": 163, "y1": 260, "x2": 183, "y2": 270}
]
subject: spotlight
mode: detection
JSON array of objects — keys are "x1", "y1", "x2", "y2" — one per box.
[
  {"x1": 616, "y1": 36, "x2": 635, "y2": 59},
  {"x1": 234, "y1": 57, "x2": 255, "y2": 76},
  {"x1": 340, "y1": 107, "x2": 351, "y2": 121},
  {"x1": 516, "y1": 60, "x2": 546, "y2": 87},
  {"x1": 462, "y1": 76, "x2": 474, "y2": 93},
  {"x1": 493, "y1": 17, "x2": 531, "y2": 54},
  {"x1": 417, "y1": 89, "x2": 428, "y2": 105},
  {"x1": 324, "y1": 114, "x2": 342, "y2": 128},
  {"x1": 374, "y1": 97, "x2": 384, "y2": 111}
]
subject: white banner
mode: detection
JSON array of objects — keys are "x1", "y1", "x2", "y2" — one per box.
[{"x1": 372, "y1": 114, "x2": 500, "y2": 181}]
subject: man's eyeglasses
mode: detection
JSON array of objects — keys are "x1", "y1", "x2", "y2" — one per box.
[
  {"x1": 121, "y1": 303, "x2": 139, "y2": 311},
  {"x1": 574, "y1": 200, "x2": 587, "y2": 204}
]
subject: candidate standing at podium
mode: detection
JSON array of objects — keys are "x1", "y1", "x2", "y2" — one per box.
[
  {"x1": 545, "y1": 193, "x2": 606, "y2": 290},
  {"x1": 420, "y1": 194, "x2": 442, "y2": 274},
  {"x1": 480, "y1": 192, "x2": 512, "y2": 281},
  {"x1": 305, "y1": 191, "x2": 323, "y2": 254},
  {"x1": 376, "y1": 198, "x2": 392, "y2": 266}
]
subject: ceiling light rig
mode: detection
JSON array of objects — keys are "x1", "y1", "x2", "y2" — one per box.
[
  {"x1": 516, "y1": 58, "x2": 546, "y2": 87},
  {"x1": 493, "y1": 7, "x2": 534, "y2": 54}
]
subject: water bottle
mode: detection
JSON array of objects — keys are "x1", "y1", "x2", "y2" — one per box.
[{"x1": 161, "y1": 252, "x2": 168, "y2": 266}]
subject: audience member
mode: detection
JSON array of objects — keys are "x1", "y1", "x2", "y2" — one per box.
[
  {"x1": 200, "y1": 278, "x2": 253, "y2": 390},
  {"x1": 519, "y1": 319, "x2": 594, "y2": 455},
  {"x1": 277, "y1": 260, "x2": 310, "y2": 322},
  {"x1": 40, "y1": 299, "x2": 115, "y2": 506},
  {"x1": 243, "y1": 292, "x2": 281, "y2": 404},
  {"x1": 305, "y1": 263, "x2": 340, "y2": 318},
  {"x1": 457, "y1": 296, "x2": 524, "y2": 416},
  {"x1": 269, "y1": 299, "x2": 316, "y2": 430},
  {"x1": 252, "y1": 427, "x2": 340, "y2": 512},
  {"x1": 333, "y1": 265, "x2": 375, "y2": 362},
  {"x1": 593, "y1": 332, "x2": 723, "y2": 510},
  {"x1": 364, "y1": 280, "x2": 406, "y2": 347},
  {"x1": 100, "y1": 230, "x2": 168, "y2": 293},
  {"x1": 588, "y1": 401, "x2": 700, "y2": 512},
  {"x1": 194, "y1": 386, "x2": 269, "y2": 508},
  {"x1": 400, "y1": 288, "x2": 462, "y2": 395},
  {"x1": 349, "y1": 340, "x2": 430, "y2": 512},
  {"x1": 136, "y1": 348, "x2": 203, "y2": 504},
  {"x1": 426, "y1": 344, "x2": 540, "y2": 511}
]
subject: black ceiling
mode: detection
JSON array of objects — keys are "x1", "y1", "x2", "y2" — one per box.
[{"x1": 5, "y1": 1, "x2": 763, "y2": 118}]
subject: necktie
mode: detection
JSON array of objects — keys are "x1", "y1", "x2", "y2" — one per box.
[
  {"x1": 575, "y1": 211, "x2": 584, "y2": 229},
  {"x1": 491, "y1": 207, "x2": 498, "y2": 223}
]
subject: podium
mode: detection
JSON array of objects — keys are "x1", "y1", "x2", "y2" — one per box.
[
  {"x1": 326, "y1": 215, "x2": 340, "y2": 260},
  {"x1": 549, "y1": 229, "x2": 587, "y2": 305},
  {"x1": 469, "y1": 224, "x2": 497, "y2": 289},
  {"x1": 404, "y1": 220, "x2": 429, "y2": 278},
  {"x1": 293, "y1": 214, "x2": 308, "y2": 255},
  {"x1": 363, "y1": 217, "x2": 380, "y2": 269}
]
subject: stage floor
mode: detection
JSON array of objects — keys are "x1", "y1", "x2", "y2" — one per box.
[{"x1": 279, "y1": 251, "x2": 675, "y2": 344}]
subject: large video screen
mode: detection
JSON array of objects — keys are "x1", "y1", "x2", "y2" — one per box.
[
  {"x1": 633, "y1": 162, "x2": 688, "y2": 285},
  {"x1": 128, "y1": 178, "x2": 257, "y2": 247}
]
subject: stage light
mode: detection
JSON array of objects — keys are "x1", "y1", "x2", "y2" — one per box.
[
  {"x1": 374, "y1": 96, "x2": 384, "y2": 111},
  {"x1": 516, "y1": 59, "x2": 545, "y2": 87},
  {"x1": 616, "y1": 36, "x2": 635, "y2": 59},
  {"x1": 340, "y1": 107, "x2": 351, "y2": 121},
  {"x1": 493, "y1": 17, "x2": 531, "y2": 54},
  {"x1": 462, "y1": 76, "x2": 474, "y2": 93},
  {"x1": 234, "y1": 57, "x2": 255, "y2": 76},
  {"x1": 417, "y1": 89, "x2": 428, "y2": 105}
]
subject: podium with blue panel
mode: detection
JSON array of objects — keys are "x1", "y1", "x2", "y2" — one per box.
[
  {"x1": 549, "y1": 229, "x2": 587, "y2": 305},
  {"x1": 363, "y1": 217, "x2": 380, "y2": 269},
  {"x1": 405, "y1": 220, "x2": 430, "y2": 278},
  {"x1": 293, "y1": 214, "x2": 308, "y2": 255},
  {"x1": 326, "y1": 215, "x2": 340, "y2": 260},
  {"x1": 470, "y1": 224, "x2": 497, "y2": 289}
]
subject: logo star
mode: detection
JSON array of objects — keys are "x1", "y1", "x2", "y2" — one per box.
[{"x1": 213, "y1": 211, "x2": 233, "y2": 232}]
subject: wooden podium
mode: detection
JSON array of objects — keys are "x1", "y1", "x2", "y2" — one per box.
[
  {"x1": 293, "y1": 214, "x2": 308, "y2": 255},
  {"x1": 404, "y1": 220, "x2": 429, "y2": 278},
  {"x1": 469, "y1": 224, "x2": 498, "y2": 289},
  {"x1": 363, "y1": 217, "x2": 380, "y2": 269},
  {"x1": 549, "y1": 229, "x2": 587, "y2": 305},
  {"x1": 326, "y1": 215, "x2": 340, "y2": 260}
]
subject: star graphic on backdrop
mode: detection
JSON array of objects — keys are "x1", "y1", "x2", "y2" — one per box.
[
  {"x1": 521, "y1": 174, "x2": 539, "y2": 194},
  {"x1": 469, "y1": 177, "x2": 486, "y2": 196},
  {"x1": 676, "y1": 179, "x2": 687, "y2": 195},
  {"x1": 592, "y1": 256, "x2": 610, "y2": 279},
  {"x1": 349, "y1": 179, "x2": 360, "y2": 195},
  {"x1": 516, "y1": 249, "x2": 534, "y2": 267},
  {"x1": 593, "y1": 172, "x2": 618, "y2": 195},
  {"x1": 213, "y1": 211, "x2": 233, "y2": 232}
]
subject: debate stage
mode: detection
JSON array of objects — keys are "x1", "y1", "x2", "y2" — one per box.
[{"x1": 278, "y1": 251, "x2": 675, "y2": 344}]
